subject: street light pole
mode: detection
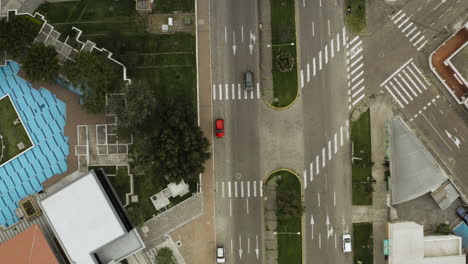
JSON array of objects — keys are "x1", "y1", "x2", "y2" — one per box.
[
  {"x1": 273, "y1": 231, "x2": 301, "y2": 235},
  {"x1": 267, "y1": 42, "x2": 295, "y2": 48}
]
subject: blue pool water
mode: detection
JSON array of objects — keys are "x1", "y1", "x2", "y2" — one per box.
[{"x1": 0, "y1": 62, "x2": 68, "y2": 226}]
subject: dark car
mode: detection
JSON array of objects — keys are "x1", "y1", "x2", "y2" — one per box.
[
  {"x1": 215, "y1": 119, "x2": 224, "y2": 138},
  {"x1": 244, "y1": 71, "x2": 254, "y2": 91},
  {"x1": 456, "y1": 207, "x2": 467, "y2": 218}
]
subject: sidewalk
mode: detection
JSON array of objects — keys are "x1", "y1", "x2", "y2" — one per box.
[{"x1": 258, "y1": 0, "x2": 274, "y2": 103}]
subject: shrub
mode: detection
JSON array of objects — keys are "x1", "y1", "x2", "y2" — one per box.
[{"x1": 275, "y1": 52, "x2": 294, "y2": 73}]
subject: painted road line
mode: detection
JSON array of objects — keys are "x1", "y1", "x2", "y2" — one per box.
[
  {"x1": 349, "y1": 35, "x2": 359, "y2": 45},
  {"x1": 219, "y1": 84, "x2": 223, "y2": 100},
  {"x1": 414, "y1": 35, "x2": 425, "y2": 46},
  {"x1": 247, "y1": 181, "x2": 250, "y2": 197},
  {"x1": 328, "y1": 140, "x2": 332, "y2": 160},
  {"x1": 319, "y1": 51, "x2": 323, "y2": 70},
  {"x1": 402, "y1": 22, "x2": 414, "y2": 32},
  {"x1": 318, "y1": 192, "x2": 321, "y2": 208},
  {"x1": 350, "y1": 47, "x2": 362, "y2": 60},
  {"x1": 307, "y1": 63, "x2": 310, "y2": 82},
  {"x1": 319, "y1": 0, "x2": 321, "y2": 7},
  {"x1": 228, "y1": 181, "x2": 232, "y2": 197},
  {"x1": 336, "y1": 34, "x2": 340, "y2": 52},
  {"x1": 246, "y1": 199, "x2": 249, "y2": 215},
  {"x1": 351, "y1": 77, "x2": 364, "y2": 90},
  {"x1": 241, "y1": 26, "x2": 244, "y2": 42},
  {"x1": 244, "y1": 88, "x2": 247, "y2": 99},
  {"x1": 403, "y1": 70, "x2": 422, "y2": 93},
  {"x1": 235, "y1": 181, "x2": 238, "y2": 197},
  {"x1": 322, "y1": 147, "x2": 326, "y2": 168},
  {"x1": 346, "y1": 120, "x2": 350, "y2": 139},
  {"x1": 325, "y1": 45, "x2": 328, "y2": 64},
  {"x1": 222, "y1": 182, "x2": 225, "y2": 198},
  {"x1": 398, "y1": 16, "x2": 410, "y2": 28},
  {"x1": 380, "y1": 58, "x2": 413, "y2": 87},
  {"x1": 257, "y1": 83, "x2": 260, "y2": 99},
  {"x1": 394, "y1": 13, "x2": 406, "y2": 24},
  {"x1": 313, "y1": 57, "x2": 316, "y2": 76},
  {"x1": 391, "y1": 9, "x2": 402, "y2": 20},
  {"x1": 225, "y1": 26, "x2": 227, "y2": 43},
  {"x1": 316, "y1": 155, "x2": 320, "y2": 175},
  {"x1": 342, "y1": 26, "x2": 346, "y2": 47},
  {"x1": 331, "y1": 39, "x2": 334, "y2": 58},
  {"x1": 417, "y1": 40, "x2": 428, "y2": 51},
  {"x1": 238, "y1": 84, "x2": 241, "y2": 99},
  {"x1": 394, "y1": 78, "x2": 413, "y2": 101},
  {"x1": 405, "y1": 27, "x2": 417, "y2": 37},
  {"x1": 333, "y1": 191, "x2": 336, "y2": 206},
  {"x1": 351, "y1": 70, "x2": 364, "y2": 83},
  {"x1": 353, "y1": 93, "x2": 365, "y2": 106},
  {"x1": 350, "y1": 55, "x2": 363, "y2": 67},
  {"x1": 303, "y1": 170, "x2": 307, "y2": 189},
  {"x1": 340, "y1": 126, "x2": 344, "y2": 146},
  {"x1": 319, "y1": 233, "x2": 322, "y2": 249},
  {"x1": 232, "y1": 84, "x2": 235, "y2": 99},
  {"x1": 312, "y1": 21, "x2": 315, "y2": 37},
  {"x1": 398, "y1": 73, "x2": 418, "y2": 96},
  {"x1": 334, "y1": 133, "x2": 338, "y2": 153},
  {"x1": 225, "y1": 84, "x2": 229, "y2": 100},
  {"x1": 328, "y1": 20, "x2": 331, "y2": 35},
  {"x1": 411, "y1": 62, "x2": 430, "y2": 86},
  {"x1": 301, "y1": 70, "x2": 304, "y2": 88},
  {"x1": 241, "y1": 181, "x2": 244, "y2": 197},
  {"x1": 250, "y1": 89, "x2": 254, "y2": 99},
  {"x1": 384, "y1": 85, "x2": 404, "y2": 108},
  {"x1": 408, "y1": 64, "x2": 427, "y2": 90},
  {"x1": 260, "y1": 181, "x2": 263, "y2": 197},
  {"x1": 213, "y1": 84, "x2": 216, "y2": 100},
  {"x1": 230, "y1": 199, "x2": 232, "y2": 216},
  {"x1": 409, "y1": 31, "x2": 421, "y2": 42},
  {"x1": 390, "y1": 81, "x2": 409, "y2": 105},
  {"x1": 254, "y1": 181, "x2": 257, "y2": 197},
  {"x1": 350, "y1": 62, "x2": 364, "y2": 75},
  {"x1": 352, "y1": 86, "x2": 365, "y2": 97},
  {"x1": 310, "y1": 162, "x2": 314, "y2": 182}
]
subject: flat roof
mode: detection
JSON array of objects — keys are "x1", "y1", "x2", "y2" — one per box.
[
  {"x1": 40, "y1": 171, "x2": 127, "y2": 264},
  {"x1": 0, "y1": 224, "x2": 59, "y2": 264}
]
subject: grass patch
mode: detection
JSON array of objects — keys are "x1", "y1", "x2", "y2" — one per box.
[
  {"x1": 345, "y1": 0, "x2": 366, "y2": 34},
  {"x1": 353, "y1": 223, "x2": 373, "y2": 264},
  {"x1": 89, "y1": 165, "x2": 117, "y2": 175},
  {"x1": 153, "y1": 0, "x2": 195, "y2": 13},
  {"x1": 351, "y1": 109, "x2": 372, "y2": 205},
  {"x1": 269, "y1": 0, "x2": 298, "y2": 108},
  {"x1": 107, "y1": 166, "x2": 131, "y2": 203},
  {"x1": 0, "y1": 96, "x2": 33, "y2": 166},
  {"x1": 268, "y1": 170, "x2": 302, "y2": 264}
]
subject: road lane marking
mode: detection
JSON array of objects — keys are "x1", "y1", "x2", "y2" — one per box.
[
  {"x1": 350, "y1": 62, "x2": 364, "y2": 75},
  {"x1": 398, "y1": 16, "x2": 410, "y2": 28},
  {"x1": 260, "y1": 181, "x2": 263, "y2": 197},
  {"x1": 307, "y1": 63, "x2": 310, "y2": 82},
  {"x1": 328, "y1": 140, "x2": 332, "y2": 160},
  {"x1": 402, "y1": 22, "x2": 414, "y2": 33},
  {"x1": 303, "y1": 170, "x2": 307, "y2": 189},
  {"x1": 244, "y1": 88, "x2": 247, "y2": 99},
  {"x1": 228, "y1": 181, "x2": 232, "y2": 197},
  {"x1": 353, "y1": 93, "x2": 365, "y2": 106},
  {"x1": 225, "y1": 26, "x2": 227, "y2": 43},
  {"x1": 225, "y1": 84, "x2": 229, "y2": 100},
  {"x1": 325, "y1": 45, "x2": 328, "y2": 64},
  {"x1": 315, "y1": 155, "x2": 320, "y2": 175},
  {"x1": 352, "y1": 86, "x2": 365, "y2": 97},
  {"x1": 238, "y1": 84, "x2": 241, "y2": 99},
  {"x1": 241, "y1": 181, "x2": 244, "y2": 197},
  {"x1": 351, "y1": 77, "x2": 364, "y2": 90},
  {"x1": 327, "y1": 20, "x2": 331, "y2": 36},
  {"x1": 380, "y1": 58, "x2": 413, "y2": 87},
  {"x1": 340, "y1": 126, "x2": 344, "y2": 146},
  {"x1": 394, "y1": 78, "x2": 413, "y2": 101},
  {"x1": 318, "y1": 192, "x2": 321, "y2": 207},
  {"x1": 402, "y1": 70, "x2": 422, "y2": 93},
  {"x1": 213, "y1": 84, "x2": 216, "y2": 100},
  {"x1": 219, "y1": 84, "x2": 223, "y2": 100},
  {"x1": 312, "y1": 22, "x2": 315, "y2": 37},
  {"x1": 391, "y1": 10, "x2": 402, "y2": 20},
  {"x1": 310, "y1": 162, "x2": 314, "y2": 182},
  {"x1": 251, "y1": 89, "x2": 254, "y2": 99},
  {"x1": 301, "y1": 70, "x2": 304, "y2": 88},
  {"x1": 230, "y1": 199, "x2": 232, "y2": 216},
  {"x1": 257, "y1": 83, "x2": 260, "y2": 99},
  {"x1": 331, "y1": 39, "x2": 334, "y2": 58},
  {"x1": 241, "y1": 26, "x2": 244, "y2": 42},
  {"x1": 385, "y1": 85, "x2": 404, "y2": 108},
  {"x1": 322, "y1": 147, "x2": 326, "y2": 168},
  {"x1": 222, "y1": 182, "x2": 225, "y2": 198},
  {"x1": 390, "y1": 81, "x2": 409, "y2": 104},
  {"x1": 346, "y1": 120, "x2": 350, "y2": 139},
  {"x1": 313, "y1": 57, "x2": 316, "y2": 76},
  {"x1": 349, "y1": 36, "x2": 360, "y2": 45},
  {"x1": 411, "y1": 62, "x2": 430, "y2": 86},
  {"x1": 409, "y1": 31, "x2": 421, "y2": 41},
  {"x1": 334, "y1": 233, "x2": 337, "y2": 248},
  {"x1": 235, "y1": 181, "x2": 238, "y2": 197},
  {"x1": 336, "y1": 33, "x2": 340, "y2": 52},
  {"x1": 248, "y1": 236, "x2": 251, "y2": 254},
  {"x1": 334, "y1": 133, "x2": 338, "y2": 153},
  {"x1": 342, "y1": 27, "x2": 346, "y2": 47},
  {"x1": 417, "y1": 40, "x2": 428, "y2": 51},
  {"x1": 232, "y1": 84, "x2": 235, "y2": 99},
  {"x1": 247, "y1": 181, "x2": 250, "y2": 197},
  {"x1": 231, "y1": 239, "x2": 233, "y2": 254},
  {"x1": 351, "y1": 69, "x2": 364, "y2": 83},
  {"x1": 246, "y1": 198, "x2": 249, "y2": 214},
  {"x1": 319, "y1": 233, "x2": 322, "y2": 248},
  {"x1": 405, "y1": 27, "x2": 417, "y2": 37},
  {"x1": 254, "y1": 181, "x2": 257, "y2": 197},
  {"x1": 319, "y1": 51, "x2": 322, "y2": 70},
  {"x1": 334, "y1": 191, "x2": 336, "y2": 206},
  {"x1": 398, "y1": 73, "x2": 418, "y2": 96},
  {"x1": 421, "y1": 113, "x2": 453, "y2": 151},
  {"x1": 414, "y1": 35, "x2": 425, "y2": 46},
  {"x1": 394, "y1": 13, "x2": 406, "y2": 24}
]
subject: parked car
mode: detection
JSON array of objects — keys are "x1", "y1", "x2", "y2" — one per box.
[
  {"x1": 216, "y1": 246, "x2": 226, "y2": 263},
  {"x1": 215, "y1": 119, "x2": 224, "y2": 138},
  {"x1": 343, "y1": 234, "x2": 352, "y2": 253},
  {"x1": 456, "y1": 207, "x2": 468, "y2": 224},
  {"x1": 244, "y1": 71, "x2": 254, "y2": 91}
]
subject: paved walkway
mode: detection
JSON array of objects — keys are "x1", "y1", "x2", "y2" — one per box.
[
  {"x1": 258, "y1": 0, "x2": 274, "y2": 104},
  {"x1": 264, "y1": 178, "x2": 278, "y2": 264}
]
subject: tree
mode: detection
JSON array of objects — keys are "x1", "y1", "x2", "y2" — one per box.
[
  {"x1": 276, "y1": 182, "x2": 303, "y2": 219},
  {"x1": 61, "y1": 51, "x2": 123, "y2": 113},
  {"x1": 22, "y1": 43, "x2": 59, "y2": 82},
  {"x1": 155, "y1": 247, "x2": 176, "y2": 264},
  {"x1": 435, "y1": 223, "x2": 450, "y2": 235},
  {"x1": 0, "y1": 16, "x2": 42, "y2": 60},
  {"x1": 275, "y1": 52, "x2": 294, "y2": 73}
]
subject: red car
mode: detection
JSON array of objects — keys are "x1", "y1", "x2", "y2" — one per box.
[{"x1": 215, "y1": 119, "x2": 224, "y2": 138}]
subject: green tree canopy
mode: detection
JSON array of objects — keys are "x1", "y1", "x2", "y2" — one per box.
[
  {"x1": 22, "y1": 42, "x2": 59, "y2": 82},
  {"x1": 155, "y1": 247, "x2": 176, "y2": 264},
  {"x1": 61, "y1": 51, "x2": 123, "y2": 113},
  {"x1": 0, "y1": 16, "x2": 42, "y2": 60},
  {"x1": 276, "y1": 181, "x2": 304, "y2": 219}
]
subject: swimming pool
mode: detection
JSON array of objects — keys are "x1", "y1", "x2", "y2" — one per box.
[{"x1": 0, "y1": 61, "x2": 68, "y2": 227}]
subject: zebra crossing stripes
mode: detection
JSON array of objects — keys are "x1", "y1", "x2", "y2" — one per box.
[
  {"x1": 212, "y1": 83, "x2": 261, "y2": 101},
  {"x1": 217, "y1": 180, "x2": 263, "y2": 198},
  {"x1": 391, "y1": 11, "x2": 428, "y2": 51},
  {"x1": 380, "y1": 58, "x2": 431, "y2": 108},
  {"x1": 346, "y1": 35, "x2": 366, "y2": 109}
]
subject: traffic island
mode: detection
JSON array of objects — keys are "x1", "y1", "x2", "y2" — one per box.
[
  {"x1": 345, "y1": 0, "x2": 367, "y2": 34},
  {"x1": 264, "y1": 169, "x2": 303, "y2": 264},
  {"x1": 268, "y1": 0, "x2": 299, "y2": 108},
  {"x1": 351, "y1": 109, "x2": 373, "y2": 205}
]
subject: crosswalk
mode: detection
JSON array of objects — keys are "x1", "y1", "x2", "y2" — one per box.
[
  {"x1": 212, "y1": 83, "x2": 261, "y2": 101},
  {"x1": 303, "y1": 121, "x2": 350, "y2": 189},
  {"x1": 391, "y1": 10, "x2": 428, "y2": 51},
  {"x1": 346, "y1": 35, "x2": 366, "y2": 109},
  {"x1": 301, "y1": 27, "x2": 347, "y2": 87},
  {"x1": 216, "y1": 180, "x2": 263, "y2": 198},
  {"x1": 380, "y1": 58, "x2": 431, "y2": 108}
]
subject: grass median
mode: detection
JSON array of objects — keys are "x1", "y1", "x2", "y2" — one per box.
[
  {"x1": 351, "y1": 109, "x2": 373, "y2": 205},
  {"x1": 353, "y1": 222, "x2": 373, "y2": 264},
  {"x1": 267, "y1": 170, "x2": 303, "y2": 264},
  {"x1": 345, "y1": 0, "x2": 366, "y2": 34},
  {"x1": 270, "y1": 0, "x2": 298, "y2": 108}
]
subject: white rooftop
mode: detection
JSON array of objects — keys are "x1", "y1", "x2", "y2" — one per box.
[
  {"x1": 40, "y1": 171, "x2": 127, "y2": 264},
  {"x1": 389, "y1": 222, "x2": 465, "y2": 264}
]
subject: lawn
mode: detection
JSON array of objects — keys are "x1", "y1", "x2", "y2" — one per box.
[
  {"x1": 345, "y1": 0, "x2": 366, "y2": 34},
  {"x1": 353, "y1": 223, "x2": 373, "y2": 264},
  {"x1": 351, "y1": 109, "x2": 373, "y2": 205},
  {"x1": 269, "y1": 0, "x2": 298, "y2": 108},
  {"x1": 107, "y1": 166, "x2": 132, "y2": 204},
  {"x1": 0, "y1": 95, "x2": 33, "y2": 166},
  {"x1": 153, "y1": 0, "x2": 195, "y2": 13},
  {"x1": 268, "y1": 170, "x2": 302, "y2": 264}
]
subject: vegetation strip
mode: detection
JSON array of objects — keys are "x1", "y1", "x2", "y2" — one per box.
[
  {"x1": 269, "y1": 0, "x2": 299, "y2": 108},
  {"x1": 345, "y1": 0, "x2": 367, "y2": 34},
  {"x1": 353, "y1": 222, "x2": 374, "y2": 264},
  {"x1": 267, "y1": 170, "x2": 303, "y2": 264},
  {"x1": 351, "y1": 109, "x2": 373, "y2": 205}
]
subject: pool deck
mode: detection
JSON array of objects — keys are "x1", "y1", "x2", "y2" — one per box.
[{"x1": 17, "y1": 70, "x2": 106, "y2": 189}]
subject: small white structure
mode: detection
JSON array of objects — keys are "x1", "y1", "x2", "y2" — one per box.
[
  {"x1": 151, "y1": 180, "x2": 190, "y2": 210},
  {"x1": 168, "y1": 17, "x2": 173, "y2": 27},
  {"x1": 40, "y1": 171, "x2": 145, "y2": 264},
  {"x1": 388, "y1": 222, "x2": 465, "y2": 264}
]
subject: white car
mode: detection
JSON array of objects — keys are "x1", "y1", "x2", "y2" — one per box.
[
  {"x1": 343, "y1": 234, "x2": 352, "y2": 253},
  {"x1": 216, "y1": 246, "x2": 226, "y2": 263}
]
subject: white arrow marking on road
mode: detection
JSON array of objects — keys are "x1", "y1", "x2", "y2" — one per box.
[
  {"x1": 310, "y1": 215, "x2": 315, "y2": 239},
  {"x1": 239, "y1": 235, "x2": 243, "y2": 259},
  {"x1": 303, "y1": 170, "x2": 307, "y2": 189},
  {"x1": 232, "y1": 32, "x2": 237, "y2": 56},
  {"x1": 249, "y1": 31, "x2": 256, "y2": 55},
  {"x1": 328, "y1": 226, "x2": 334, "y2": 239},
  {"x1": 326, "y1": 215, "x2": 330, "y2": 227},
  {"x1": 445, "y1": 130, "x2": 461, "y2": 149},
  {"x1": 255, "y1": 235, "x2": 259, "y2": 259},
  {"x1": 318, "y1": 192, "x2": 321, "y2": 207}
]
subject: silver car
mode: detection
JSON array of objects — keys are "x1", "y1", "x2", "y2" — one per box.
[{"x1": 216, "y1": 246, "x2": 226, "y2": 263}]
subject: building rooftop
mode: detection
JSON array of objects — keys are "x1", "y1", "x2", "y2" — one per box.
[
  {"x1": 0, "y1": 224, "x2": 59, "y2": 264},
  {"x1": 40, "y1": 170, "x2": 138, "y2": 264}
]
